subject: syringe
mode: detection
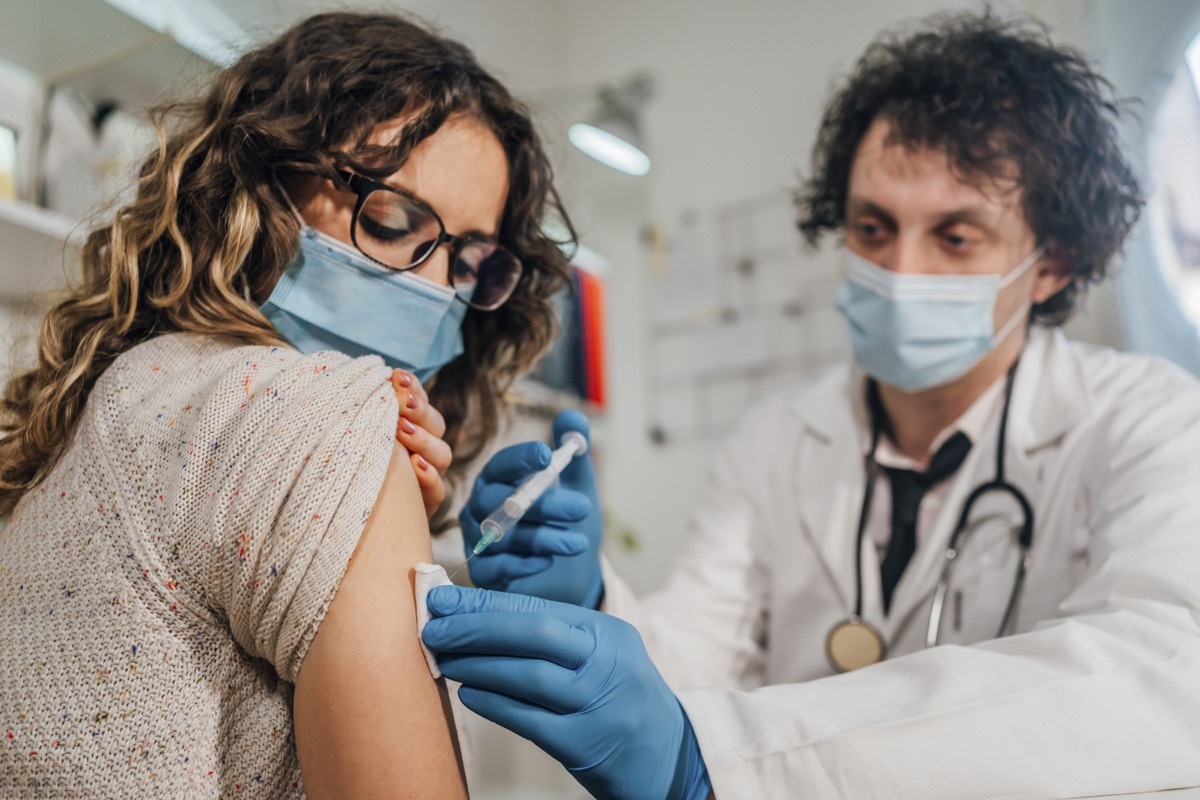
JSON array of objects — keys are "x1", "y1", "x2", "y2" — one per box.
[{"x1": 450, "y1": 431, "x2": 588, "y2": 581}]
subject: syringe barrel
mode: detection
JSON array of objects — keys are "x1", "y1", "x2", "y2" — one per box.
[
  {"x1": 507, "y1": 469, "x2": 557, "y2": 514},
  {"x1": 475, "y1": 431, "x2": 589, "y2": 556},
  {"x1": 507, "y1": 433, "x2": 588, "y2": 513}
]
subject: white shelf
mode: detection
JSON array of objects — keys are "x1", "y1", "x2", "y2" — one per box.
[
  {"x1": 0, "y1": 197, "x2": 81, "y2": 300},
  {"x1": 0, "y1": 0, "x2": 247, "y2": 111},
  {"x1": 0, "y1": 1, "x2": 251, "y2": 300}
]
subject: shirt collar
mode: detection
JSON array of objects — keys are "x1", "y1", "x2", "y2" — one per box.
[
  {"x1": 790, "y1": 326, "x2": 1090, "y2": 458},
  {"x1": 864, "y1": 373, "x2": 1008, "y2": 471}
]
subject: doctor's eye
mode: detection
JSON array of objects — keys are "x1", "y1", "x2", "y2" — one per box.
[
  {"x1": 850, "y1": 219, "x2": 889, "y2": 243},
  {"x1": 938, "y1": 223, "x2": 981, "y2": 252}
]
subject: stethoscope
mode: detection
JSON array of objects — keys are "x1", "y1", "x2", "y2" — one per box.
[{"x1": 825, "y1": 364, "x2": 1035, "y2": 673}]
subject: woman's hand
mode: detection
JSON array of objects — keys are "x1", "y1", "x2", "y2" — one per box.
[{"x1": 390, "y1": 370, "x2": 452, "y2": 518}]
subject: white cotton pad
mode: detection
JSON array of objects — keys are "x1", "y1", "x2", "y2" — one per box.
[{"x1": 415, "y1": 562, "x2": 452, "y2": 679}]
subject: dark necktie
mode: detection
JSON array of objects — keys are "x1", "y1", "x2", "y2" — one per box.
[{"x1": 879, "y1": 431, "x2": 972, "y2": 615}]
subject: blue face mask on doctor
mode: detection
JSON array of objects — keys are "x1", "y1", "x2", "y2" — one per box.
[
  {"x1": 262, "y1": 224, "x2": 468, "y2": 382},
  {"x1": 834, "y1": 246, "x2": 1042, "y2": 392}
]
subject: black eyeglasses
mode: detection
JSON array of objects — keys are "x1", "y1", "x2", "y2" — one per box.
[{"x1": 334, "y1": 168, "x2": 523, "y2": 311}]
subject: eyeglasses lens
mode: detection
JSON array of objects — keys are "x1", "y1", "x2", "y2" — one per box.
[
  {"x1": 356, "y1": 190, "x2": 522, "y2": 310},
  {"x1": 356, "y1": 191, "x2": 441, "y2": 268},
  {"x1": 454, "y1": 241, "x2": 522, "y2": 310}
]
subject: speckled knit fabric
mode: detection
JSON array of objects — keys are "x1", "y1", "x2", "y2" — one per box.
[{"x1": 0, "y1": 333, "x2": 399, "y2": 798}]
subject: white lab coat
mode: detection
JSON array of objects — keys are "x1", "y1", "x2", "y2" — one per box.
[{"x1": 602, "y1": 327, "x2": 1200, "y2": 799}]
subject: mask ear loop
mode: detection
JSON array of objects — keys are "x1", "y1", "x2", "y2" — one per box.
[
  {"x1": 275, "y1": 177, "x2": 308, "y2": 227},
  {"x1": 997, "y1": 245, "x2": 1046, "y2": 289},
  {"x1": 992, "y1": 245, "x2": 1047, "y2": 344}
]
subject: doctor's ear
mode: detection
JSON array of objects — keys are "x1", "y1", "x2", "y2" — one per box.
[{"x1": 1030, "y1": 243, "x2": 1073, "y2": 305}]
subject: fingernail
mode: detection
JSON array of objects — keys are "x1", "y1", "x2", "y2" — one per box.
[
  {"x1": 400, "y1": 418, "x2": 416, "y2": 434},
  {"x1": 417, "y1": 455, "x2": 429, "y2": 471},
  {"x1": 407, "y1": 393, "x2": 419, "y2": 410},
  {"x1": 399, "y1": 372, "x2": 413, "y2": 387}
]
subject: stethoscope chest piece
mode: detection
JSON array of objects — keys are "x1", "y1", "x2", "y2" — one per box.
[{"x1": 826, "y1": 616, "x2": 887, "y2": 672}]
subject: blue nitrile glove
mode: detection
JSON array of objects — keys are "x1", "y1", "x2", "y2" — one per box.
[
  {"x1": 460, "y1": 409, "x2": 604, "y2": 607},
  {"x1": 422, "y1": 586, "x2": 712, "y2": 800}
]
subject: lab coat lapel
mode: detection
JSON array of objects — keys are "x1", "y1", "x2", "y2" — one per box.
[
  {"x1": 790, "y1": 369, "x2": 871, "y2": 616},
  {"x1": 881, "y1": 327, "x2": 1089, "y2": 641},
  {"x1": 1007, "y1": 327, "x2": 1090, "y2": 458}
]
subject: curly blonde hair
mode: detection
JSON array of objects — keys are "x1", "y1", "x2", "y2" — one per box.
[{"x1": 0, "y1": 12, "x2": 573, "y2": 524}]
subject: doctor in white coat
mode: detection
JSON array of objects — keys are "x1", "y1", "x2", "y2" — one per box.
[{"x1": 421, "y1": 11, "x2": 1200, "y2": 799}]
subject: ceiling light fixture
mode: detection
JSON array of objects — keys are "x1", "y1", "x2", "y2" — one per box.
[{"x1": 569, "y1": 73, "x2": 654, "y2": 176}]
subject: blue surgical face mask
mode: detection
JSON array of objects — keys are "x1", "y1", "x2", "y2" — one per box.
[
  {"x1": 262, "y1": 225, "x2": 468, "y2": 382},
  {"x1": 834, "y1": 247, "x2": 1042, "y2": 392}
]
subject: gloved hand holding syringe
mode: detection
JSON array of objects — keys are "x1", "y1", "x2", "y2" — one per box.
[{"x1": 450, "y1": 430, "x2": 589, "y2": 582}]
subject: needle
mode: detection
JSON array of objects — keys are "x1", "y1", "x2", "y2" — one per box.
[{"x1": 447, "y1": 556, "x2": 473, "y2": 584}]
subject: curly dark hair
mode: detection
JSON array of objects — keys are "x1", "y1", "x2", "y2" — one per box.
[
  {"x1": 0, "y1": 11, "x2": 573, "y2": 530},
  {"x1": 796, "y1": 9, "x2": 1144, "y2": 325}
]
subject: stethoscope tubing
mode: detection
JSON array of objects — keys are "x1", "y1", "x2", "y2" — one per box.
[{"x1": 852, "y1": 363, "x2": 1034, "y2": 651}]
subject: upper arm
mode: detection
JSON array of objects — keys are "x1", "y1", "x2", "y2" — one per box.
[{"x1": 293, "y1": 442, "x2": 467, "y2": 800}]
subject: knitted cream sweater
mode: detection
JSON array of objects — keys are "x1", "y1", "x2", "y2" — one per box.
[{"x1": 0, "y1": 333, "x2": 399, "y2": 798}]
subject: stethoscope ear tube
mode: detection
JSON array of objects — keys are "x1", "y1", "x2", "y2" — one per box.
[
  {"x1": 832, "y1": 362, "x2": 1035, "y2": 671},
  {"x1": 997, "y1": 549, "x2": 1032, "y2": 638},
  {"x1": 925, "y1": 551, "x2": 956, "y2": 649},
  {"x1": 934, "y1": 479, "x2": 1034, "y2": 642},
  {"x1": 926, "y1": 531, "x2": 1033, "y2": 647},
  {"x1": 951, "y1": 481, "x2": 1035, "y2": 552}
]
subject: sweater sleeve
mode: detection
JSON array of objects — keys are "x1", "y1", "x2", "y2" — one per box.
[{"x1": 98, "y1": 337, "x2": 400, "y2": 682}]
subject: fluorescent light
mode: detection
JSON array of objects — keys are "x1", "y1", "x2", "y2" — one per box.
[{"x1": 569, "y1": 122, "x2": 651, "y2": 176}]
